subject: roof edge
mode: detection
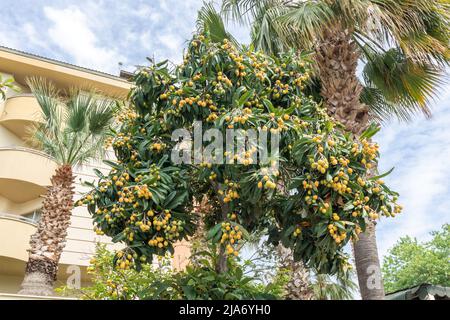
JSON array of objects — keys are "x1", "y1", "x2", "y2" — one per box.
[{"x1": 0, "y1": 46, "x2": 130, "y2": 84}]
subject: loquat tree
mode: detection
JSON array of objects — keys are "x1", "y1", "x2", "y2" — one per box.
[{"x1": 78, "y1": 33, "x2": 401, "y2": 281}]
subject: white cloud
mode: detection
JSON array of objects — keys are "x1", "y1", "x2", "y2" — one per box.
[
  {"x1": 43, "y1": 5, "x2": 126, "y2": 74},
  {"x1": 158, "y1": 33, "x2": 183, "y2": 51},
  {"x1": 376, "y1": 84, "x2": 450, "y2": 259},
  {"x1": 0, "y1": 21, "x2": 20, "y2": 49},
  {"x1": 22, "y1": 23, "x2": 49, "y2": 49},
  {"x1": 131, "y1": 4, "x2": 162, "y2": 22}
]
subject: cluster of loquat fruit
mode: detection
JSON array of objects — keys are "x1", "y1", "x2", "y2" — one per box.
[{"x1": 220, "y1": 222, "x2": 243, "y2": 256}]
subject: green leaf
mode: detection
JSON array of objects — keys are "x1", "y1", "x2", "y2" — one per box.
[
  {"x1": 206, "y1": 223, "x2": 222, "y2": 241},
  {"x1": 360, "y1": 123, "x2": 380, "y2": 140},
  {"x1": 103, "y1": 160, "x2": 123, "y2": 170},
  {"x1": 369, "y1": 167, "x2": 395, "y2": 181},
  {"x1": 92, "y1": 168, "x2": 105, "y2": 179},
  {"x1": 262, "y1": 98, "x2": 276, "y2": 113},
  {"x1": 237, "y1": 89, "x2": 253, "y2": 107},
  {"x1": 111, "y1": 231, "x2": 126, "y2": 243},
  {"x1": 182, "y1": 285, "x2": 196, "y2": 299},
  {"x1": 343, "y1": 201, "x2": 354, "y2": 211}
]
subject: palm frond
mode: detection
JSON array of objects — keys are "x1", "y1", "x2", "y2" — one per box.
[
  {"x1": 197, "y1": 2, "x2": 238, "y2": 45},
  {"x1": 332, "y1": 0, "x2": 374, "y2": 27},
  {"x1": 368, "y1": 0, "x2": 449, "y2": 66},
  {"x1": 31, "y1": 125, "x2": 66, "y2": 163},
  {"x1": 65, "y1": 88, "x2": 93, "y2": 133},
  {"x1": 88, "y1": 97, "x2": 117, "y2": 135},
  {"x1": 221, "y1": 0, "x2": 270, "y2": 25},
  {"x1": 71, "y1": 136, "x2": 107, "y2": 168},
  {"x1": 26, "y1": 77, "x2": 68, "y2": 162},
  {"x1": 397, "y1": 7, "x2": 449, "y2": 67},
  {"x1": 362, "y1": 47, "x2": 447, "y2": 121},
  {"x1": 357, "y1": 0, "x2": 418, "y2": 46},
  {"x1": 27, "y1": 77, "x2": 118, "y2": 166},
  {"x1": 361, "y1": 86, "x2": 405, "y2": 122},
  {"x1": 277, "y1": 1, "x2": 334, "y2": 49},
  {"x1": 26, "y1": 77, "x2": 62, "y2": 133},
  {"x1": 250, "y1": 2, "x2": 288, "y2": 54}
]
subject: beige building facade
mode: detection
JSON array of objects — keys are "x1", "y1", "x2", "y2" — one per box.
[{"x1": 0, "y1": 47, "x2": 190, "y2": 298}]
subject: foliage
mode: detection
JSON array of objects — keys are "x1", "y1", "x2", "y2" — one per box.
[
  {"x1": 239, "y1": 240, "x2": 357, "y2": 300},
  {"x1": 57, "y1": 244, "x2": 284, "y2": 300},
  {"x1": 382, "y1": 223, "x2": 450, "y2": 293},
  {"x1": 56, "y1": 244, "x2": 175, "y2": 300},
  {"x1": 361, "y1": 47, "x2": 445, "y2": 122},
  {"x1": 78, "y1": 34, "x2": 401, "y2": 276},
  {"x1": 311, "y1": 271, "x2": 357, "y2": 300},
  {"x1": 157, "y1": 247, "x2": 283, "y2": 300},
  {"x1": 220, "y1": 0, "x2": 449, "y2": 122},
  {"x1": 241, "y1": 241, "x2": 285, "y2": 286},
  {"x1": 26, "y1": 77, "x2": 118, "y2": 166},
  {"x1": 197, "y1": 2, "x2": 238, "y2": 46},
  {"x1": 0, "y1": 74, "x2": 20, "y2": 99}
]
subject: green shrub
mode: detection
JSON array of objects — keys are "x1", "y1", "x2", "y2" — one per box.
[{"x1": 57, "y1": 244, "x2": 285, "y2": 300}]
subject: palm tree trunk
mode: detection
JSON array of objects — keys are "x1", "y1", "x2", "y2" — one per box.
[
  {"x1": 314, "y1": 23, "x2": 384, "y2": 300},
  {"x1": 277, "y1": 245, "x2": 314, "y2": 300},
  {"x1": 19, "y1": 164, "x2": 75, "y2": 296},
  {"x1": 352, "y1": 221, "x2": 384, "y2": 299},
  {"x1": 314, "y1": 23, "x2": 369, "y2": 135}
]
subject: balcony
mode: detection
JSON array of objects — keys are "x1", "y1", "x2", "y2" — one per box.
[
  {"x1": 0, "y1": 94, "x2": 42, "y2": 139},
  {"x1": 0, "y1": 213, "x2": 92, "y2": 297},
  {"x1": 0, "y1": 213, "x2": 37, "y2": 261},
  {"x1": 0, "y1": 147, "x2": 57, "y2": 214}
]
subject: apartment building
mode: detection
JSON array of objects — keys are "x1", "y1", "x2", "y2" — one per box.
[{"x1": 0, "y1": 47, "x2": 190, "y2": 298}]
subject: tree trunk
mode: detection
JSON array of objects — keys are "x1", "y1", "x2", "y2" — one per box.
[
  {"x1": 314, "y1": 23, "x2": 369, "y2": 136},
  {"x1": 190, "y1": 196, "x2": 211, "y2": 267},
  {"x1": 277, "y1": 245, "x2": 314, "y2": 300},
  {"x1": 19, "y1": 164, "x2": 75, "y2": 296},
  {"x1": 314, "y1": 22, "x2": 384, "y2": 300},
  {"x1": 353, "y1": 221, "x2": 385, "y2": 299},
  {"x1": 216, "y1": 245, "x2": 228, "y2": 273},
  {"x1": 216, "y1": 199, "x2": 229, "y2": 273}
]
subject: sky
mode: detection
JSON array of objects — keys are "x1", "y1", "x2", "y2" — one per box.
[{"x1": 1, "y1": 0, "x2": 448, "y2": 261}]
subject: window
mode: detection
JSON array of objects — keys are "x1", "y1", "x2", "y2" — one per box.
[{"x1": 23, "y1": 209, "x2": 42, "y2": 223}]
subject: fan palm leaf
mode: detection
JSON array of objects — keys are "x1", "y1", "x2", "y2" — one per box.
[{"x1": 197, "y1": 2, "x2": 238, "y2": 46}]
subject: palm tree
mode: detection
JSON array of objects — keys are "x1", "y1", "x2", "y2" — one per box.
[
  {"x1": 218, "y1": 0, "x2": 448, "y2": 299},
  {"x1": 19, "y1": 77, "x2": 117, "y2": 296}
]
